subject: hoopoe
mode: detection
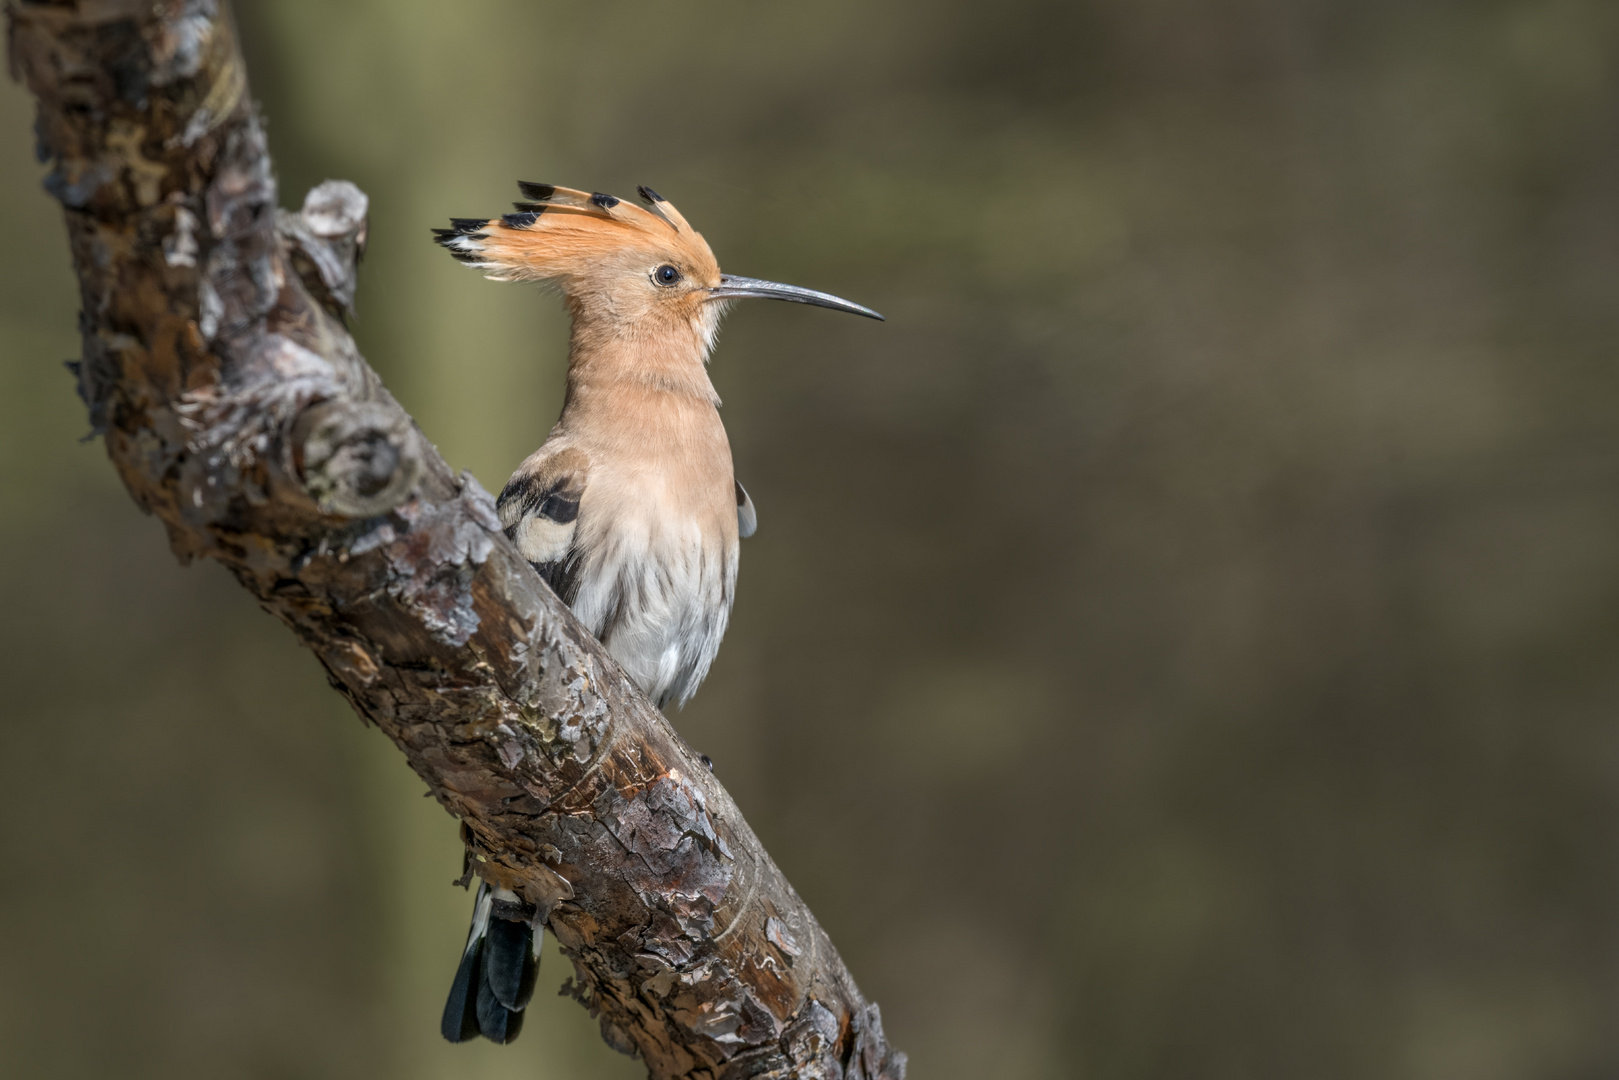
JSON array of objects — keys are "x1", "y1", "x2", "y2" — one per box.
[{"x1": 431, "y1": 182, "x2": 881, "y2": 1044}]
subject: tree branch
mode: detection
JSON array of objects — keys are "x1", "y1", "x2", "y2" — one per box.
[{"x1": 6, "y1": 3, "x2": 905, "y2": 1077}]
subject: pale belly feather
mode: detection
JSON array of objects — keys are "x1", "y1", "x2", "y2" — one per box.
[{"x1": 569, "y1": 482, "x2": 737, "y2": 709}]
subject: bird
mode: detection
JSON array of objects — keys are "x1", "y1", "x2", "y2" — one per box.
[{"x1": 430, "y1": 181, "x2": 882, "y2": 1044}]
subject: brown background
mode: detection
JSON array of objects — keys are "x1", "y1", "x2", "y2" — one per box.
[{"x1": 4, "y1": 2, "x2": 1619, "y2": 1077}]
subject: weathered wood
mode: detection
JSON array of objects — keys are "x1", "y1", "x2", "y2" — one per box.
[{"x1": 6, "y1": 3, "x2": 905, "y2": 1077}]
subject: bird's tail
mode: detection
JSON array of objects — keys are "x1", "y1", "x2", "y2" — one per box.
[{"x1": 441, "y1": 881, "x2": 543, "y2": 1044}]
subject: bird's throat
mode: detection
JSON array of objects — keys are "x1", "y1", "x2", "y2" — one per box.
[{"x1": 564, "y1": 325, "x2": 720, "y2": 407}]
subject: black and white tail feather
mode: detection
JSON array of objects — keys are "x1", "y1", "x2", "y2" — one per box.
[{"x1": 441, "y1": 881, "x2": 543, "y2": 1044}]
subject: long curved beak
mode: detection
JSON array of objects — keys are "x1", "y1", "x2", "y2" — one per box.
[{"x1": 707, "y1": 274, "x2": 884, "y2": 321}]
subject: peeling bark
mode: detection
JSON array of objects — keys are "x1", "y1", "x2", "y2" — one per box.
[{"x1": 6, "y1": 3, "x2": 905, "y2": 1077}]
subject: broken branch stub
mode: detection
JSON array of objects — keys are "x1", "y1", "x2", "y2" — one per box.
[
  {"x1": 279, "y1": 178, "x2": 368, "y2": 318},
  {"x1": 7, "y1": 2, "x2": 904, "y2": 1078}
]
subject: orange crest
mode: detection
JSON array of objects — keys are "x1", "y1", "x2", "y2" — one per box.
[{"x1": 432, "y1": 183, "x2": 721, "y2": 294}]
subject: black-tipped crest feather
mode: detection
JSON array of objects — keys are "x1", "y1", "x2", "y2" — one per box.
[{"x1": 637, "y1": 185, "x2": 680, "y2": 230}]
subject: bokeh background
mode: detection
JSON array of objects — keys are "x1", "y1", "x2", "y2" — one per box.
[{"x1": 5, "y1": 1, "x2": 1619, "y2": 1077}]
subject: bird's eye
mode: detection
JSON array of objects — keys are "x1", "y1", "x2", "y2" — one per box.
[{"x1": 653, "y1": 264, "x2": 682, "y2": 287}]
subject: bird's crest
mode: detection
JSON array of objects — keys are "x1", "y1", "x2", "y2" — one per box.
[{"x1": 432, "y1": 182, "x2": 713, "y2": 285}]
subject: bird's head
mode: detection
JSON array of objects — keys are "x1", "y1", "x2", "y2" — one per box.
[{"x1": 434, "y1": 183, "x2": 881, "y2": 357}]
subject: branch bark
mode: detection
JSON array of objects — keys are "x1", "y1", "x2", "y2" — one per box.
[{"x1": 6, "y1": 4, "x2": 906, "y2": 1078}]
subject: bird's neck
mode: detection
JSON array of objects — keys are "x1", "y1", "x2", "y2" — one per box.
[{"x1": 562, "y1": 318, "x2": 720, "y2": 406}]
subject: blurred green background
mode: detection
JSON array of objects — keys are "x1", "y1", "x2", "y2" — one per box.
[{"x1": 5, "y1": 1, "x2": 1619, "y2": 1077}]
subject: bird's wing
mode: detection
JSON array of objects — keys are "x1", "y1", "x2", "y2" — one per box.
[
  {"x1": 735, "y1": 479, "x2": 757, "y2": 539},
  {"x1": 498, "y1": 447, "x2": 589, "y2": 603}
]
